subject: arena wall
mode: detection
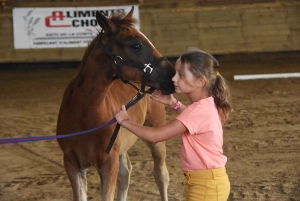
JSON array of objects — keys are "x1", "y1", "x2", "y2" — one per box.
[{"x1": 0, "y1": 1, "x2": 299, "y2": 63}]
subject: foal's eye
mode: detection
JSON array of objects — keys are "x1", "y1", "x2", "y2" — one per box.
[{"x1": 131, "y1": 43, "x2": 142, "y2": 51}]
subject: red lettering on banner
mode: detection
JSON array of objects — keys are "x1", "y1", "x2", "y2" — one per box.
[{"x1": 45, "y1": 11, "x2": 71, "y2": 27}]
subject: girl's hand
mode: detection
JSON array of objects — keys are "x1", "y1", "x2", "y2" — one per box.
[
  {"x1": 114, "y1": 105, "x2": 130, "y2": 125},
  {"x1": 151, "y1": 90, "x2": 176, "y2": 106}
]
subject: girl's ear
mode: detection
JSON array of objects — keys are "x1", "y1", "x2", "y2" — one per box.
[{"x1": 197, "y1": 77, "x2": 205, "y2": 88}]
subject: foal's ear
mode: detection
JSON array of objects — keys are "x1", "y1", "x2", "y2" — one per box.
[
  {"x1": 125, "y1": 6, "x2": 134, "y2": 18},
  {"x1": 96, "y1": 11, "x2": 116, "y2": 32}
]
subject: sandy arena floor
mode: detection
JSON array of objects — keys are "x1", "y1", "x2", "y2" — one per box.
[{"x1": 0, "y1": 51, "x2": 300, "y2": 201}]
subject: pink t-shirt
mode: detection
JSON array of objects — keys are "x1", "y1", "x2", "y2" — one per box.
[{"x1": 176, "y1": 96, "x2": 227, "y2": 172}]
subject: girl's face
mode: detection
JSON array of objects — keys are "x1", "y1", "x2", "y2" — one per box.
[{"x1": 172, "y1": 59, "x2": 199, "y2": 94}]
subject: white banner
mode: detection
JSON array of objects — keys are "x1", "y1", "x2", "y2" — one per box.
[{"x1": 13, "y1": 6, "x2": 139, "y2": 49}]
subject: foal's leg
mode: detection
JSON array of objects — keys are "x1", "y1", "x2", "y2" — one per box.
[
  {"x1": 97, "y1": 152, "x2": 119, "y2": 201},
  {"x1": 117, "y1": 152, "x2": 132, "y2": 201},
  {"x1": 145, "y1": 98, "x2": 170, "y2": 200},
  {"x1": 147, "y1": 141, "x2": 170, "y2": 201},
  {"x1": 64, "y1": 155, "x2": 88, "y2": 201}
]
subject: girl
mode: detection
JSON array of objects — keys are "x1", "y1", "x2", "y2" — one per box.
[{"x1": 114, "y1": 47, "x2": 232, "y2": 201}]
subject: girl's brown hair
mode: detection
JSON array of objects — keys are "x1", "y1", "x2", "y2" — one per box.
[{"x1": 180, "y1": 47, "x2": 232, "y2": 123}]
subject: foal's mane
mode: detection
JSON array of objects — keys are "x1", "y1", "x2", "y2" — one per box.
[
  {"x1": 80, "y1": 36, "x2": 98, "y2": 66},
  {"x1": 110, "y1": 12, "x2": 138, "y2": 28}
]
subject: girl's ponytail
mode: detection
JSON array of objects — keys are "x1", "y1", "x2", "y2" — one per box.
[{"x1": 211, "y1": 73, "x2": 232, "y2": 124}]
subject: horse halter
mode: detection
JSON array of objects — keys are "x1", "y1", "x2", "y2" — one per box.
[
  {"x1": 97, "y1": 30, "x2": 167, "y2": 154},
  {"x1": 97, "y1": 30, "x2": 167, "y2": 94}
]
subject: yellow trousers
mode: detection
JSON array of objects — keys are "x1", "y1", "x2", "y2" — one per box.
[{"x1": 183, "y1": 167, "x2": 230, "y2": 201}]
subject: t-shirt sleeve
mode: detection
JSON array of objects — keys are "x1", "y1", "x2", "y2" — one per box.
[{"x1": 176, "y1": 103, "x2": 206, "y2": 135}]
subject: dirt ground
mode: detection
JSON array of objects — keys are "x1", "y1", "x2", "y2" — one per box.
[{"x1": 0, "y1": 51, "x2": 300, "y2": 201}]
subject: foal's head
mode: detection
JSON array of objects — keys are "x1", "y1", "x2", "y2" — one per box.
[{"x1": 95, "y1": 7, "x2": 175, "y2": 95}]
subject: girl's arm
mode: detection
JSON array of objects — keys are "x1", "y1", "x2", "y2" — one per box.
[
  {"x1": 151, "y1": 90, "x2": 187, "y2": 113},
  {"x1": 167, "y1": 96, "x2": 187, "y2": 114},
  {"x1": 115, "y1": 105, "x2": 187, "y2": 143}
]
